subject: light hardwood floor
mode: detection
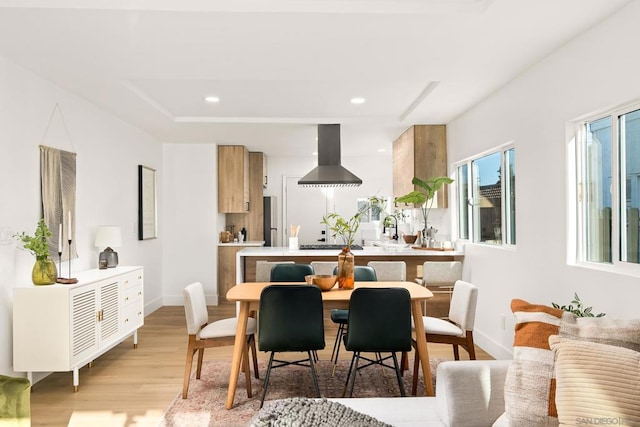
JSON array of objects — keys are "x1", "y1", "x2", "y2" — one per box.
[{"x1": 28, "y1": 303, "x2": 492, "y2": 426}]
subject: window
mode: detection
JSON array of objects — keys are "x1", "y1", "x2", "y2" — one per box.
[
  {"x1": 456, "y1": 145, "x2": 516, "y2": 245},
  {"x1": 576, "y1": 106, "x2": 640, "y2": 265}
]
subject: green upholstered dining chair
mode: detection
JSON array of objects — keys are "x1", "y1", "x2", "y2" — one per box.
[
  {"x1": 330, "y1": 265, "x2": 377, "y2": 375},
  {"x1": 0, "y1": 375, "x2": 30, "y2": 427},
  {"x1": 269, "y1": 263, "x2": 314, "y2": 282},
  {"x1": 182, "y1": 282, "x2": 258, "y2": 399},
  {"x1": 343, "y1": 287, "x2": 412, "y2": 398},
  {"x1": 258, "y1": 284, "x2": 326, "y2": 407}
]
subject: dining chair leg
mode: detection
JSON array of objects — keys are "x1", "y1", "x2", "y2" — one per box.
[
  {"x1": 453, "y1": 344, "x2": 460, "y2": 360},
  {"x1": 249, "y1": 335, "x2": 260, "y2": 379},
  {"x1": 260, "y1": 352, "x2": 276, "y2": 408},
  {"x1": 241, "y1": 339, "x2": 252, "y2": 398},
  {"x1": 331, "y1": 324, "x2": 345, "y2": 362},
  {"x1": 400, "y1": 351, "x2": 409, "y2": 375},
  {"x1": 196, "y1": 348, "x2": 205, "y2": 379},
  {"x1": 347, "y1": 353, "x2": 361, "y2": 398},
  {"x1": 181, "y1": 338, "x2": 196, "y2": 399},
  {"x1": 411, "y1": 346, "x2": 420, "y2": 396},
  {"x1": 331, "y1": 324, "x2": 346, "y2": 377},
  {"x1": 391, "y1": 352, "x2": 406, "y2": 397},
  {"x1": 342, "y1": 353, "x2": 357, "y2": 398},
  {"x1": 466, "y1": 332, "x2": 477, "y2": 360},
  {"x1": 308, "y1": 351, "x2": 321, "y2": 397}
]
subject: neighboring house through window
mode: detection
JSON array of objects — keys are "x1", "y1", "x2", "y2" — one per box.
[{"x1": 456, "y1": 144, "x2": 516, "y2": 246}]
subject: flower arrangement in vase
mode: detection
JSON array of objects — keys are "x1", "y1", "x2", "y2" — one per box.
[{"x1": 14, "y1": 218, "x2": 58, "y2": 285}]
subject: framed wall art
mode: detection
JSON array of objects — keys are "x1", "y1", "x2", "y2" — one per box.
[{"x1": 138, "y1": 165, "x2": 157, "y2": 240}]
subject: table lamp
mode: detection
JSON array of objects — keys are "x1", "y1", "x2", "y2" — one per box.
[{"x1": 95, "y1": 226, "x2": 122, "y2": 268}]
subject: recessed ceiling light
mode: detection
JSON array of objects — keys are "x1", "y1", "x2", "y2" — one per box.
[
  {"x1": 350, "y1": 97, "x2": 366, "y2": 104},
  {"x1": 312, "y1": 151, "x2": 318, "y2": 156},
  {"x1": 377, "y1": 148, "x2": 386, "y2": 153},
  {"x1": 204, "y1": 96, "x2": 220, "y2": 103}
]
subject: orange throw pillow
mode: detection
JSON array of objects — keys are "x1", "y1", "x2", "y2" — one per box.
[{"x1": 503, "y1": 299, "x2": 569, "y2": 426}]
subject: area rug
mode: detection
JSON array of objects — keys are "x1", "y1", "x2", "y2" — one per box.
[{"x1": 159, "y1": 358, "x2": 440, "y2": 427}]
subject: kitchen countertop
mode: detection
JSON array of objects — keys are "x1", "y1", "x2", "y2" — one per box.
[
  {"x1": 236, "y1": 245, "x2": 464, "y2": 257},
  {"x1": 218, "y1": 241, "x2": 265, "y2": 247}
]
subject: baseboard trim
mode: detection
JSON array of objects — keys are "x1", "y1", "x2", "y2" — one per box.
[
  {"x1": 473, "y1": 328, "x2": 513, "y2": 360},
  {"x1": 161, "y1": 294, "x2": 220, "y2": 306}
]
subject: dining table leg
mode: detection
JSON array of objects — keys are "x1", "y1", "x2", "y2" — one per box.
[
  {"x1": 411, "y1": 300, "x2": 434, "y2": 396},
  {"x1": 226, "y1": 301, "x2": 250, "y2": 409}
]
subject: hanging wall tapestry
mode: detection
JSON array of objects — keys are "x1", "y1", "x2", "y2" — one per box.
[{"x1": 40, "y1": 145, "x2": 78, "y2": 261}]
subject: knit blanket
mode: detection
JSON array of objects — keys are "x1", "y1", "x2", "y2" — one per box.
[{"x1": 249, "y1": 397, "x2": 392, "y2": 427}]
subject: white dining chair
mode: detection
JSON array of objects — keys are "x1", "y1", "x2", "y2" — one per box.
[
  {"x1": 310, "y1": 261, "x2": 338, "y2": 276},
  {"x1": 416, "y1": 261, "x2": 462, "y2": 318},
  {"x1": 410, "y1": 279, "x2": 478, "y2": 395},
  {"x1": 255, "y1": 260, "x2": 294, "y2": 282},
  {"x1": 367, "y1": 261, "x2": 406, "y2": 281},
  {"x1": 182, "y1": 282, "x2": 258, "y2": 399}
]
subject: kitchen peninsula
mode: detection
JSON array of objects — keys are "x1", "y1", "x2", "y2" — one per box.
[
  {"x1": 234, "y1": 245, "x2": 464, "y2": 284},
  {"x1": 218, "y1": 240, "x2": 265, "y2": 301}
]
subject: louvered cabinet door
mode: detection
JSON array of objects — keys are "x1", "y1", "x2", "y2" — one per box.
[
  {"x1": 97, "y1": 279, "x2": 120, "y2": 346},
  {"x1": 70, "y1": 286, "x2": 98, "y2": 367}
]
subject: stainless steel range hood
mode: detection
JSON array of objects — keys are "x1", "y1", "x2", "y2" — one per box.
[{"x1": 298, "y1": 124, "x2": 362, "y2": 187}]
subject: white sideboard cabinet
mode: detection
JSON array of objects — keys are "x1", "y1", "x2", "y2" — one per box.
[{"x1": 13, "y1": 266, "x2": 144, "y2": 391}]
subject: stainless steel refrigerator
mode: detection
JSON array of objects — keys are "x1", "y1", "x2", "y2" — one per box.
[{"x1": 263, "y1": 196, "x2": 277, "y2": 246}]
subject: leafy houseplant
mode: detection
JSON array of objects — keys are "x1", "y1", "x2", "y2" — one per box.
[
  {"x1": 321, "y1": 205, "x2": 367, "y2": 249},
  {"x1": 321, "y1": 202, "x2": 373, "y2": 289},
  {"x1": 552, "y1": 293, "x2": 605, "y2": 317},
  {"x1": 394, "y1": 176, "x2": 454, "y2": 245},
  {"x1": 15, "y1": 218, "x2": 58, "y2": 285}
]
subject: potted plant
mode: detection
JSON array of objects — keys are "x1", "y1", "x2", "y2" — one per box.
[
  {"x1": 394, "y1": 176, "x2": 454, "y2": 247},
  {"x1": 552, "y1": 293, "x2": 605, "y2": 317},
  {"x1": 321, "y1": 203, "x2": 370, "y2": 289},
  {"x1": 15, "y1": 218, "x2": 58, "y2": 285}
]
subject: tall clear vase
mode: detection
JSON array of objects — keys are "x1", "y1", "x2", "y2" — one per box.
[{"x1": 337, "y1": 246, "x2": 355, "y2": 290}]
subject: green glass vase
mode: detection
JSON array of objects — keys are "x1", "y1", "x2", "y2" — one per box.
[{"x1": 32, "y1": 257, "x2": 58, "y2": 285}]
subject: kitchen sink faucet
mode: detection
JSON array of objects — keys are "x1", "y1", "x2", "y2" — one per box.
[{"x1": 383, "y1": 215, "x2": 399, "y2": 241}]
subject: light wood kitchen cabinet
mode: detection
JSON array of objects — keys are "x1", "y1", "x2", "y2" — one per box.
[
  {"x1": 248, "y1": 152, "x2": 265, "y2": 240},
  {"x1": 218, "y1": 145, "x2": 250, "y2": 213},
  {"x1": 262, "y1": 153, "x2": 268, "y2": 188},
  {"x1": 218, "y1": 246, "x2": 244, "y2": 301},
  {"x1": 226, "y1": 151, "x2": 266, "y2": 241},
  {"x1": 226, "y1": 151, "x2": 267, "y2": 241},
  {"x1": 393, "y1": 125, "x2": 448, "y2": 208}
]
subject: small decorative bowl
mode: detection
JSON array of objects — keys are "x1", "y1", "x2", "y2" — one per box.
[
  {"x1": 402, "y1": 234, "x2": 418, "y2": 244},
  {"x1": 312, "y1": 275, "x2": 337, "y2": 291}
]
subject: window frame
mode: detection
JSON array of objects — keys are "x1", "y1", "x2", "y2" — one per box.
[
  {"x1": 572, "y1": 100, "x2": 640, "y2": 276},
  {"x1": 454, "y1": 142, "x2": 516, "y2": 247}
]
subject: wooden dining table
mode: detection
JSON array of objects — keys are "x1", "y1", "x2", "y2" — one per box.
[{"x1": 224, "y1": 281, "x2": 434, "y2": 409}]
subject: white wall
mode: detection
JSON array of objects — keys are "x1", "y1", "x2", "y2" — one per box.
[
  {"x1": 0, "y1": 56, "x2": 163, "y2": 376},
  {"x1": 448, "y1": 1, "x2": 640, "y2": 359},
  {"x1": 162, "y1": 144, "x2": 224, "y2": 305}
]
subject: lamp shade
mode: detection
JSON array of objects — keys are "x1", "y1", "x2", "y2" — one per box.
[{"x1": 95, "y1": 226, "x2": 122, "y2": 248}]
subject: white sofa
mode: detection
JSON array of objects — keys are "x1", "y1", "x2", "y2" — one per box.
[{"x1": 330, "y1": 359, "x2": 511, "y2": 427}]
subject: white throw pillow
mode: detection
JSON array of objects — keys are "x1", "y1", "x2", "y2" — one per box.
[{"x1": 550, "y1": 336, "x2": 640, "y2": 427}]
